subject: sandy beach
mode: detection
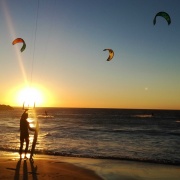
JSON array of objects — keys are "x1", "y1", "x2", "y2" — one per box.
[
  {"x1": 0, "y1": 152, "x2": 102, "y2": 180},
  {"x1": 0, "y1": 151, "x2": 180, "y2": 180}
]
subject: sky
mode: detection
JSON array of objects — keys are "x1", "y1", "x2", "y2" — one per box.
[{"x1": 0, "y1": 0, "x2": 180, "y2": 109}]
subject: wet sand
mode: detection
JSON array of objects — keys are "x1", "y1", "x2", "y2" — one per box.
[
  {"x1": 0, "y1": 152, "x2": 102, "y2": 180},
  {"x1": 0, "y1": 151, "x2": 180, "y2": 180}
]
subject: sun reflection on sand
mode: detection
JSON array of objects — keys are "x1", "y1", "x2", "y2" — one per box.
[{"x1": 21, "y1": 153, "x2": 31, "y2": 159}]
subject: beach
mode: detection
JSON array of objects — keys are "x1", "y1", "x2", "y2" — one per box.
[
  {"x1": 0, "y1": 151, "x2": 180, "y2": 180},
  {"x1": 0, "y1": 151, "x2": 102, "y2": 180}
]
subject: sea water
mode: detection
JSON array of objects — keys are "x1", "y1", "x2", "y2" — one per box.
[{"x1": 0, "y1": 107, "x2": 180, "y2": 165}]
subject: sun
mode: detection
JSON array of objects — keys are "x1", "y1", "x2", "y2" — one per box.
[
  {"x1": 17, "y1": 86, "x2": 44, "y2": 107},
  {"x1": 8, "y1": 83, "x2": 55, "y2": 107}
]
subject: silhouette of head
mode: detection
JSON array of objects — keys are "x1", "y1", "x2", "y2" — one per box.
[{"x1": 21, "y1": 112, "x2": 28, "y2": 120}]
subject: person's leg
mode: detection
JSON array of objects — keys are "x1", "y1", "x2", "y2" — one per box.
[
  {"x1": 24, "y1": 137, "x2": 29, "y2": 157},
  {"x1": 19, "y1": 136, "x2": 24, "y2": 158}
]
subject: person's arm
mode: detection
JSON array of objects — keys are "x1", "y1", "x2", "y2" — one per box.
[{"x1": 28, "y1": 122, "x2": 35, "y2": 131}]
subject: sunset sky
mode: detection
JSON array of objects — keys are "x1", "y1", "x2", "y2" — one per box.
[{"x1": 0, "y1": 0, "x2": 180, "y2": 109}]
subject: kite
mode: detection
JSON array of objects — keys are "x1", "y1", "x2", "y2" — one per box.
[
  {"x1": 153, "y1": 11, "x2": 171, "y2": 25},
  {"x1": 12, "y1": 38, "x2": 26, "y2": 52},
  {"x1": 103, "y1": 49, "x2": 114, "y2": 61}
]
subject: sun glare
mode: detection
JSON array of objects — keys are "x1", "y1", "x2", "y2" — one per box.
[{"x1": 17, "y1": 87, "x2": 44, "y2": 107}]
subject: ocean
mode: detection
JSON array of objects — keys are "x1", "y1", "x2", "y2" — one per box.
[{"x1": 0, "y1": 107, "x2": 180, "y2": 165}]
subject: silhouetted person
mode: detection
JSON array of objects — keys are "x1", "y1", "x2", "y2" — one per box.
[{"x1": 19, "y1": 110, "x2": 35, "y2": 158}]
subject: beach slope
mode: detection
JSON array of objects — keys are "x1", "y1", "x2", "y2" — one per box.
[
  {"x1": 0, "y1": 155, "x2": 102, "y2": 180},
  {"x1": 0, "y1": 152, "x2": 180, "y2": 180}
]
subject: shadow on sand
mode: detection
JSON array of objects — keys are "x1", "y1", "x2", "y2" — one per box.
[{"x1": 13, "y1": 158, "x2": 38, "y2": 180}]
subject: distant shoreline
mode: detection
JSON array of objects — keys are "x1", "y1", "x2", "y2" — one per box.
[
  {"x1": 0, "y1": 105, "x2": 13, "y2": 110},
  {"x1": 11, "y1": 106, "x2": 180, "y2": 111}
]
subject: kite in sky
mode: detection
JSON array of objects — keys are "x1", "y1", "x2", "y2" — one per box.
[
  {"x1": 153, "y1": 11, "x2": 171, "y2": 25},
  {"x1": 103, "y1": 49, "x2": 114, "y2": 61},
  {"x1": 12, "y1": 38, "x2": 26, "y2": 52}
]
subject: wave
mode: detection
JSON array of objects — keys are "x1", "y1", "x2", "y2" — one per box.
[
  {"x1": 1, "y1": 148, "x2": 179, "y2": 166},
  {"x1": 132, "y1": 114, "x2": 153, "y2": 118},
  {"x1": 43, "y1": 132, "x2": 52, "y2": 137},
  {"x1": 168, "y1": 132, "x2": 180, "y2": 136},
  {"x1": 37, "y1": 115, "x2": 54, "y2": 118},
  {"x1": 85, "y1": 128, "x2": 180, "y2": 137}
]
